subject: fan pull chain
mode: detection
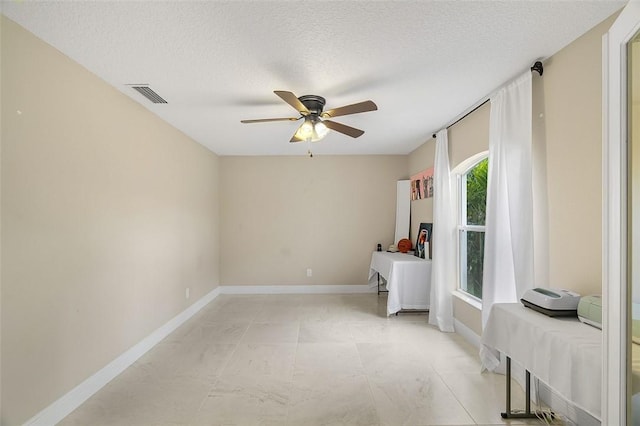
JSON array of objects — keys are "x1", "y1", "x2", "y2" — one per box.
[{"x1": 307, "y1": 138, "x2": 313, "y2": 158}]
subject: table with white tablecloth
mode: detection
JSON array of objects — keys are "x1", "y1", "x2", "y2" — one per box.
[
  {"x1": 481, "y1": 303, "x2": 602, "y2": 420},
  {"x1": 368, "y1": 251, "x2": 431, "y2": 316}
]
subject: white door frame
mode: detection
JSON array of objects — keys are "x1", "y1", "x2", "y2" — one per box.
[{"x1": 604, "y1": 1, "x2": 640, "y2": 424}]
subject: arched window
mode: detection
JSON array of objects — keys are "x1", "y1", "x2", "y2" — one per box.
[{"x1": 457, "y1": 154, "x2": 488, "y2": 299}]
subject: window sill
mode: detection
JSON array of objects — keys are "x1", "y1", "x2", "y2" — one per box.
[{"x1": 452, "y1": 290, "x2": 482, "y2": 311}]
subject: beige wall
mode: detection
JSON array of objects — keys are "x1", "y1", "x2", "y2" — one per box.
[
  {"x1": 1, "y1": 17, "x2": 221, "y2": 425},
  {"x1": 532, "y1": 72, "x2": 551, "y2": 290},
  {"x1": 453, "y1": 295, "x2": 482, "y2": 337},
  {"x1": 541, "y1": 13, "x2": 617, "y2": 296},
  {"x1": 220, "y1": 155, "x2": 407, "y2": 286},
  {"x1": 448, "y1": 103, "x2": 491, "y2": 170},
  {"x1": 0, "y1": 8, "x2": 621, "y2": 425},
  {"x1": 408, "y1": 13, "x2": 617, "y2": 335}
]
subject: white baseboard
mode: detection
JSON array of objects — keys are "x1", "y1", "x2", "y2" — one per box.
[
  {"x1": 24, "y1": 284, "x2": 378, "y2": 425},
  {"x1": 536, "y1": 380, "x2": 600, "y2": 426},
  {"x1": 454, "y1": 318, "x2": 481, "y2": 349},
  {"x1": 24, "y1": 286, "x2": 222, "y2": 426},
  {"x1": 219, "y1": 284, "x2": 377, "y2": 294}
]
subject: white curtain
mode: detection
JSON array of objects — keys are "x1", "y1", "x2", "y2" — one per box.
[
  {"x1": 480, "y1": 72, "x2": 534, "y2": 370},
  {"x1": 429, "y1": 129, "x2": 456, "y2": 332}
]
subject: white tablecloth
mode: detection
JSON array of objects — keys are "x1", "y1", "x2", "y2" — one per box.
[
  {"x1": 368, "y1": 251, "x2": 431, "y2": 315},
  {"x1": 481, "y1": 303, "x2": 602, "y2": 420}
]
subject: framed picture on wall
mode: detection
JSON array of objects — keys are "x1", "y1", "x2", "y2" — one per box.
[
  {"x1": 415, "y1": 222, "x2": 432, "y2": 259},
  {"x1": 410, "y1": 168, "x2": 434, "y2": 200}
]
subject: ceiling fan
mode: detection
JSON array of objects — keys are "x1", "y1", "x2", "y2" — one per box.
[{"x1": 241, "y1": 91, "x2": 378, "y2": 144}]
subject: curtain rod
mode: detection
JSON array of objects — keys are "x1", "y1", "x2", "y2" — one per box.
[{"x1": 431, "y1": 61, "x2": 544, "y2": 139}]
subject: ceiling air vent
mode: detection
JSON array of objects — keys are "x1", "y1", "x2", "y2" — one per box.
[{"x1": 129, "y1": 85, "x2": 167, "y2": 104}]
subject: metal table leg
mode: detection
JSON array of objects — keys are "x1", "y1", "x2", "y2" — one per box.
[
  {"x1": 501, "y1": 356, "x2": 553, "y2": 419},
  {"x1": 377, "y1": 272, "x2": 388, "y2": 295}
]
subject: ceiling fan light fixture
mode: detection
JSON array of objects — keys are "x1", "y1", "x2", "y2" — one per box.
[
  {"x1": 315, "y1": 120, "x2": 329, "y2": 139},
  {"x1": 294, "y1": 116, "x2": 329, "y2": 142},
  {"x1": 297, "y1": 118, "x2": 314, "y2": 139},
  {"x1": 242, "y1": 91, "x2": 374, "y2": 143}
]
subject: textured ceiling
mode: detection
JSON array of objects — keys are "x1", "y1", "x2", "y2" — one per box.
[{"x1": 1, "y1": 1, "x2": 626, "y2": 156}]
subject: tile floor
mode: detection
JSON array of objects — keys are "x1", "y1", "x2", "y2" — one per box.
[{"x1": 60, "y1": 293, "x2": 561, "y2": 426}]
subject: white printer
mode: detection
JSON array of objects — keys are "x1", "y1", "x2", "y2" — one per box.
[
  {"x1": 577, "y1": 295, "x2": 602, "y2": 329},
  {"x1": 521, "y1": 287, "x2": 581, "y2": 317}
]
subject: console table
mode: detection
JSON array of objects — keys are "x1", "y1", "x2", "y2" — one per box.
[
  {"x1": 481, "y1": 303, "x2": 601, "y2": 420},
  {"x1": 368, "y1": 251, "x2": 431, "y2": 316}
]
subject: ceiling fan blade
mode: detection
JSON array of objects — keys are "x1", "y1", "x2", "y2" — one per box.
[
  {"x1": 322, "y1": 100, "x2": 377, "y2": 119},
  {"x1": 274, "y1": 91, "x2": 310, "y2": 115},
  {"x1": 323, "y1": 120, "x2": 365, "y2": 138},
  {"x1": 241, "y1": 117, "x2": 300, "y2": 123}
]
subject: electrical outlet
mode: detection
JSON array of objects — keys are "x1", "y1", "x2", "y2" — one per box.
[
  {"x1": 306, "y1": 268, "x2": 313, "y2": 277},
  {"x1": 185, "y1": 287, "x2": 190, "y2": 299}
]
